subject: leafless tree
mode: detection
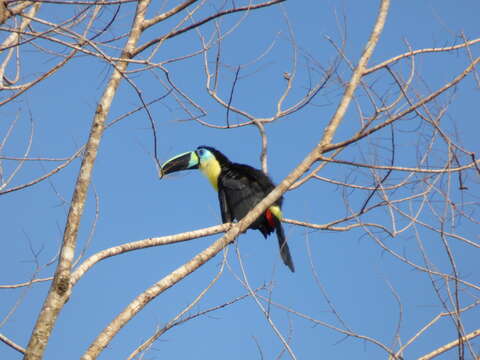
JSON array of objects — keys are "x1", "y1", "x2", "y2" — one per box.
[{"x1": 0, "y1": 1, "x2": 479, "y2": 359}]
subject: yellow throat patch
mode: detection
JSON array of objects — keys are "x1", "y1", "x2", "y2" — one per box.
[{"x1": 199, "y1": 157, "x2": 221, "y2": 191}]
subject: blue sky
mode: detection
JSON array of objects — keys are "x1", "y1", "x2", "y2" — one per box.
[{"x1": 1, "y1": 1, "x2": 479, "y2": 359}]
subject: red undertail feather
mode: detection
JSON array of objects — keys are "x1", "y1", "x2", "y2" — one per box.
[{"x1": 265, "y1": 208, "x2": 275, "y2": 229}]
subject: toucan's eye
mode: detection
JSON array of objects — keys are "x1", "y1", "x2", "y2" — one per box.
[{"x1": 198, "y1": 149, "x2": 205, "y2": 157}]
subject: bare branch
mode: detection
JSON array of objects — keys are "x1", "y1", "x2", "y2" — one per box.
[
  {"x1": 0, "y1": 333, "x2": 25, "y2": 354},
  {"x1": 133, "y1": 0, "x2": 286, "y2": 56},
  {"x1": 365, "y1": 38, "x2": 480, "y2": 75},
  {"x1": 418, "y1": 328, "x2": 480, "y2": 360},
  {"x1": 71, "y1": 223, "x2": 231, "y2": 286}
]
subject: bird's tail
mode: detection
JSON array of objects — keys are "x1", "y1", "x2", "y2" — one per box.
[{"x1": 275, "y1": 220, "x2": 295, "y2": 272}]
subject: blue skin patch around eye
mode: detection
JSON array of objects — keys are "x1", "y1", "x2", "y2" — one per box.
[{"x1": 197, "y1": 149, "x2": 213, "y2": 162}]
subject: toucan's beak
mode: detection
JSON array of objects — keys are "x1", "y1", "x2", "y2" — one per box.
[{"x1": 160, "y1": 151, "x2": 199, "y2": 178}]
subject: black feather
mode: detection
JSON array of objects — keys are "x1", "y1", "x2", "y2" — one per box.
[
  {"x1": 198, "y1": 146, "x2": 294, "y2": 272},
  {"x1": 274, "y1": 217, "x2": 295, "y2": 272}
]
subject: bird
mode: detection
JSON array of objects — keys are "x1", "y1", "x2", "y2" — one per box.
[{"x1": 160, "y1": 145, "x2": 295, "y2": 272}]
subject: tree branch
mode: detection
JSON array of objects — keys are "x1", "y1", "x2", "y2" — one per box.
[{"x1": 418, "y1": 328, "x2": 480, "y2": 360}]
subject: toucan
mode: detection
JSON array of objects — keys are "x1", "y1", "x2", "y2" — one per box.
[{"x1": 160, "y1": 146, "x2": 295, "y2": 272}]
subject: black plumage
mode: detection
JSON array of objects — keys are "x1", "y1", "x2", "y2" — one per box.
[{"x1": 200, "y1": 146, "x2": 295, "y2": 272}]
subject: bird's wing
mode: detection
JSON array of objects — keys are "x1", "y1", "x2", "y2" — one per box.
[
  {"x1": 218, "y1": 186, "x2": 232, "y2": 223},
  {"x1": 219, "y1": 163, "x2": 283, "y2": 222},
  {"x1": 233, "y1": 164, "x2": 283, "y2": 206},
  {"x1": 219, "y1": 166, "x2": 267, "y2": 221},
  {"x1": 232, "y1": 164, "x2": 275, "y2": 191}
]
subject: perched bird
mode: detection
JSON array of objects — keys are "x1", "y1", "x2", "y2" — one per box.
[{"x1": 161, "y1": 146, "x2": 295, "y2": 272}]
